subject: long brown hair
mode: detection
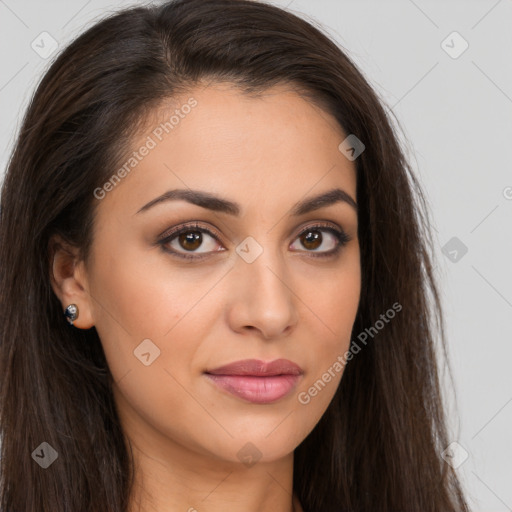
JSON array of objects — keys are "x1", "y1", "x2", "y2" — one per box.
[{"x1": 0, "y1": 0, "x2": 470, "y2": 510}]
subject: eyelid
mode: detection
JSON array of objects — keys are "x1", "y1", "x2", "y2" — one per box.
[
  {"x1": 157, "y1": 221, "x2": 224, "y2": 244},
  {"x1": 291, "y1": 220, "x2": 345, "y2": 241}
]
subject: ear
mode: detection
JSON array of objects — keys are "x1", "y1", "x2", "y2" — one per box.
[{"x1": 48, "y1": 234, "x2": 95, "y2": 329}]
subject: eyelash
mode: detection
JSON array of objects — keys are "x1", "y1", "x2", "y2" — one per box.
[{"x1": 157, "y1": 221, "x2": 351, "y2": 261}]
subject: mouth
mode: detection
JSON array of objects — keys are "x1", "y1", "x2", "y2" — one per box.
[{"x1": 204, "y1": 359, "x2": 303, "y2": 404}]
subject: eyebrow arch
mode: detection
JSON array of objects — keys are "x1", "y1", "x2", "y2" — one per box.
[{"x1": 135, "y1": 187, "x2": 357, "y2": 216}]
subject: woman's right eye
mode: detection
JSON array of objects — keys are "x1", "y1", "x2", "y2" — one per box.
[{"x1": 158, "y1": 224, "x2": 225, "y2": 260}]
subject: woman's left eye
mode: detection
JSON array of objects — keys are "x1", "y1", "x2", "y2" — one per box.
[
  {"x1": 158, "y1": 222, "x2": 351, "y2": 260},
  {"x1": 289, "y1": 225, "x2": 350, "y2": 257}
]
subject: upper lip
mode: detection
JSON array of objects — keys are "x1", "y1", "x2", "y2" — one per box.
[{"x1": 205, "y1": 358, "x2": 303, "y2": 376}]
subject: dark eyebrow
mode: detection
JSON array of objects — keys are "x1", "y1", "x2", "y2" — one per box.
[
  {"x1": 291, "y1": 188, "x2": 357, "y2": 216},
  {"x1": 135, "y1": 187, "x2": 357, "y2": 216},
  {"x1": 135, "y1": 189, "x2": 240, "y2": 216}
]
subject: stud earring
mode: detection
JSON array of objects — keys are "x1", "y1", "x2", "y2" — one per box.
[{"x1": 64, "y1": 304, "x2": 79, "y2": 325}]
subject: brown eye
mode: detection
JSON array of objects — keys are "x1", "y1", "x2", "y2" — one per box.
[
  {"x1": 178, "y1": 231, "x2": 202, "y2": 251},
  {"x1": 300, "y1": 230, "x2": 322, "y2": 250},
  {"x1": 290, "y1": 224, "x2": 350, "y2": 258},
  {"x1": 159, "y1": 224, "x2": 224, "y2": 260}
]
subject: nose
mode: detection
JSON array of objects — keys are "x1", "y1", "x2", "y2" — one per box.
[{"x1": 226, "y1": 246, "x2": 299, "y2": 340}]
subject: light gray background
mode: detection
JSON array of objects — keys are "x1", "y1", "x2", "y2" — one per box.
[{"x1": 1, "y1": 1, "x2": 511, "y2": 511}]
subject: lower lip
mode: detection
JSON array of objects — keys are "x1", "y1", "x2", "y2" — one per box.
[{"x1": 205, "y1": 374, "x2": 301, "y2": 404}]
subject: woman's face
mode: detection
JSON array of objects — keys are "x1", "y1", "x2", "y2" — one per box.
[{"x1": 76, "y1": 82, "x2": 360, "y2": 465}]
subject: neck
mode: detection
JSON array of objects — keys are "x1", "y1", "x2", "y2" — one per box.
[{"x1": 126, "y1": 434, "x2": 298, "y2": 511}]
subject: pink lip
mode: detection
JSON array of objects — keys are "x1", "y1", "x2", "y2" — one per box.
[{"x1": 205, "y1": 359, "x2": 303, "y2": 404}]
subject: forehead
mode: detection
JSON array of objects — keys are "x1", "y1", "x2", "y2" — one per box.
[{"x1": 96, "y1": 82, "x2": 356, "y2": 218}]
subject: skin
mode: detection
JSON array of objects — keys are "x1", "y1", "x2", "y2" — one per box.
[{"x1": 50, "y1": 82, "x2": 361, "y2": 512}]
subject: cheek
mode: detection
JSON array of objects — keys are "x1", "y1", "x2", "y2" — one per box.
[
  {"x1": 88, "y1": 248, "x2": 213, "y2": 443},
  {"x1": 302, "y1": 257, "x2": 361, "y2": 345},
  {"x1": 90, "y1": 241, "x2": 207, "y2": 334},
  {"x1": 294, "y1": 258, "x2": 360, "y2": 409},
  {"x1": 88, "y1": 243, "x2": 223, "y2": 383}
]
